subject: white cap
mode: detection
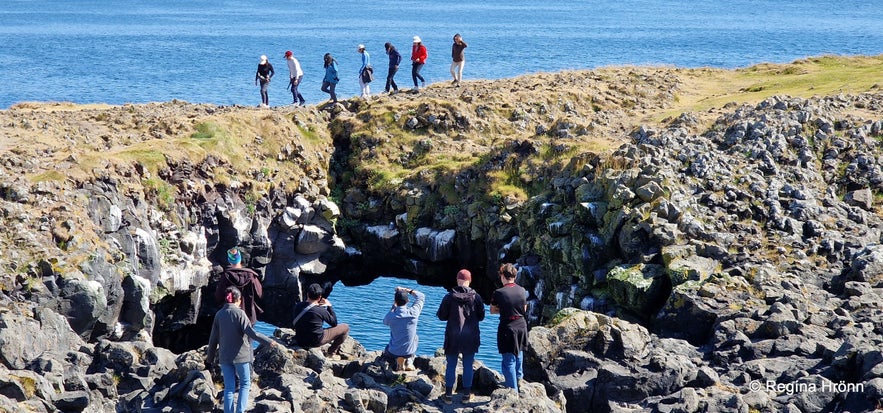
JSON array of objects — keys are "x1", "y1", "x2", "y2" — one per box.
[
  {"x1": 412, "y1": 36, "x2": 421, "y2": 43},
  {"x1": 260, "y1": 55, "x2": 267, "y2": 62},
  {"x1": 358, "y1": 44, "x2": 365, "y2": 50}
]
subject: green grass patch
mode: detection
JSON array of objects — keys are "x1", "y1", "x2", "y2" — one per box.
[{"x1": 143, "y1": 177, "x2": 177, "y2": 211}]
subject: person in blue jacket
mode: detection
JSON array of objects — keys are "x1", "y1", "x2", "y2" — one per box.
[
  {"x1": 384, "y1": 42, "x2": 402, "y2": 94},
  {"x1": 383, "y1": 286, "x2": 425, "y2": 371},
  {"x1": 321, "y1": 53, "x2": 339, "y2": 104},
  {"x1": 357, "y1": 44, "x2": 372, "y2": 98}
]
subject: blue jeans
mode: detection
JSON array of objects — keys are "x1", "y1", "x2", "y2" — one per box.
[
  {"x1": 445, "y1": 353, "x2": 475, "y2": 391},
  {"x1": 220, "y1": 362, "x2": 251, "y2": 413},
  {"x1": 501, "y1": 351, "x2": 523, "y2": 391},
  {"x1": 321, "y1": 81, "x2": 337, "y2": 102}
]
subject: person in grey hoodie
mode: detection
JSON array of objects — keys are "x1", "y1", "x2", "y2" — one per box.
[
  {"x1": 436, "y1": 269, "x2": 485, "y2": 404},
  {"x1": 383, "y1": 286, "x2": 426, "y2": 371},
  {"x1": 207, "y1": 286, "x2": 277, "y2": 413}
]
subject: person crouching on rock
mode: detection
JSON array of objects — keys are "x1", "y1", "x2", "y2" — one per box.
[
  {"x1": 437, "y1": 269, "x2": 485, "y2": 404},
  {"x1": 383, "y1": 286, "x2": 425, "y2": 371},
  {"x1": 215, "y1": 247, "x2": 264, "y2": 326},
  {"x1": 207, "y1": 286, "x2": 277, "y2": 413},
  {"x1": 292, "y1": 283, "x2": 350, "y2": 358}
]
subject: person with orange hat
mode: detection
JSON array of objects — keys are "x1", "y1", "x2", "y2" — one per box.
[
  {"x1": 436, "y1": 269, "x2": 485, "y2": 404},
  {"x1": 284, "y1": 50, "x2": 305, "y2": 106}
]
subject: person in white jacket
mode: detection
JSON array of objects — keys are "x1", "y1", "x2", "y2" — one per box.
[{"x1": 284, "y1": 50, "x2": 305, "y2": 106}]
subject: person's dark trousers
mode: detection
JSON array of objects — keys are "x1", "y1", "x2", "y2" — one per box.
[
  {"x1": 411, "y1": 62, "x2": 425, "y2": 87},
  {"x1": 290, "y1": 76, "x2": 305, "y2": 105},
  {"x1": 385, "y1": 66, "x2": 398, "y2": 92},
  {"x1": 321, "y1": 81, "x2": 337, "y2": 102}
]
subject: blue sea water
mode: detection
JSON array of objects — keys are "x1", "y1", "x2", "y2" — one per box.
[
  {"x1": 256, "y1": 276, "x2": 504, "y2": 369},
  {"x1": 1, "y1": 0, "x2": 882, "y2": 109}
]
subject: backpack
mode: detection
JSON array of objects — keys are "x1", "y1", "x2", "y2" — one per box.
[{"x1": 361, "y1": 65, "x2": 374, "y2": 83}]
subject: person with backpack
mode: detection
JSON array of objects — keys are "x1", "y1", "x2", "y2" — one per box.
[
  {"x1": 207, "y1": 286, "x2": 277, "y2": 413},
  {"x1": 357, "y1": 44, "x2": 372, "y2": 98},
  {"x1": 410, "y1": 36, "x2": 427, "y2": 92},
  {"x1": 214, "y1": 247, "x2": 264, "y2": 325},
  {"x1": 383, "y1": 42, "x2": 402, "y2": 94},
  {"x1": 291, "y1": 283, "x2": 350, "y2": 358},
  {"x1": 321, "y1": 53, "x2": 340, "y2": 104},
  {"x1": 436, "y1": 269, "x2": 485, "y2": 404},
  {"x1": 383, "y1": 286, "x2": 425, "y2": 371}
]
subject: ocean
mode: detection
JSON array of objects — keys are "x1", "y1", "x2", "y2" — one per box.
[
  {"x1": 256, "y1": 276, "x2": 505, "y2": 369},
  {"x1": 1, "y1": 0, "x2": 882, "y2": 109}
]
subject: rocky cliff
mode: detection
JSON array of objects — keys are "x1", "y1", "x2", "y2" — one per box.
[{"x1": 0, "y1": 55, "x2": 882, "y2": 412}]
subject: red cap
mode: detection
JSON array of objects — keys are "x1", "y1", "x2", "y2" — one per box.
[
  {"x1": 284, "y1": 50, "x2": 293, "y2": 57},
  {"x1": 456, "y1": 269, "x2": 471, "y2": 281}
]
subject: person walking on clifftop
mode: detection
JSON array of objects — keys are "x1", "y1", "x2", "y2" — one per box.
[
  {"x1": 215, "y1": 247, "x2": 264, "y2": 326},
  {"x1": 255, "y1": 55, "x2": 274, "y2": 107},
  {"x1": 384, "y1": 42, "x2": 402, "y2": 94},
  {"x1": 357, "y1": 44, "x2": 372, "y2": 98},
  {"x1": 321, "y1": 53, "x2": 340, "y2": 104},
  {"x1": 437, "y1": 269, "x2": 485, "y2": 404},
  {"x1": 207, "y1": 286, "x2": 277, "y2": 413},
  {"x1": 383, "y1": 286, "x2": 425, "y2": 371},
  {"x1": 490, "y1": 263, "x2": 529, "y2": 393},
  {"x1": 410, "y1": 36, "x2": 427, "y2": 92},
  {"x1": 450, "y1": 33, "x2": 467, "y2": 86},
  {"x1": 284, "y1": 50, "x2": 306, "y2": 106}
]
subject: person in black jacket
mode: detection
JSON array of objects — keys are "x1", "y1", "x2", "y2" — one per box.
[
  {"x1": 255, "y1": 54, "x2": 274, "y2": 107},
  {"x1": 291, "y1": 283, "x2": 350, "y2": 358},
  {"x1": 384, "y1": 42, "x2": 402, "y2": 94},
  {"x1": 215, "y1": 247, "x2": 263, "y2": 326},
  {"x1": 490, "y1": 263, "x2": 528, "y2": 393},
  {"x1": 437, "y1": 269, "x2": 485, "y2": 404}
]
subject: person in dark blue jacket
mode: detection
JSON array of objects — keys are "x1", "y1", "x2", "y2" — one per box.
[
  {"x1": 437, "y1": 269, "x2": 485, "y2": 404},
  {"x1": 384, "y1": 42, "x2": 402, "y2": 94},
  {"x1": 321, "y1": 53, "x2": 339, "y2": 104}
]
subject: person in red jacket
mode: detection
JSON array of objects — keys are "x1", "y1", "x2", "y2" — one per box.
[
  {"x1": 410, "y1": 35, "x2": 427, "y2": 91},
  {"x1": 214, "y1": 247, "x2": 264, "y2": 325}
]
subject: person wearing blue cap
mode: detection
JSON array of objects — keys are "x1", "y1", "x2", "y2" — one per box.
[{"x1": 214, "y1": 247, "x2": 264, "y2": 325}]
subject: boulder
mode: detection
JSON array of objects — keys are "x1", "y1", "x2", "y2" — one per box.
[
  {"x1": 666, "y1": 255, "x2": 718, "y2": 286},
  {"x1": 607, "y1": 263, "x2": 669, "y2": 316}
]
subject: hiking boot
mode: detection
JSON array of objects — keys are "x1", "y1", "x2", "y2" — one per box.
[
  {"x1": 441, "y1": 394, "x2": 452, "y2": 405},
  {"x1": 396, "y1": 357, "x2": 406, "y2": 371},
  {"x1": 462, "y1": 392, "x2": 473, "y2": 402}
]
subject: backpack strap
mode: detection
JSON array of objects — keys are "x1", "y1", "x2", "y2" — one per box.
[{"x1": 292, "y1": 303, "x2": 317, "y2": 326}]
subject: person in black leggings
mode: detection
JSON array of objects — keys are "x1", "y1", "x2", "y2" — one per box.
[{"x1": 255, "y1": 55, "x2": 274, "y2": 107}]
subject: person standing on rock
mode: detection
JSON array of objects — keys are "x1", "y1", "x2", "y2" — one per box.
[
  {"x1": 255, "y1": 55, "x2": 274, "y2": 107},
  {"x1": 291, "y1": 283, "x2": 350, "y2": 358},
  {"x1": 490, "y1": 263, "x2": 529, "y2": 393},
  {"x1": 383, "y1": 286, "x2": 425, "y2": 371},
  {"x1": 215, "y1": 247, "x2": 264, "y2": 326},
  {"x1": 384, "y1": 42, "x2": 402, "y2": 94},
  {"x1": 410, "y1": 36, "x2": 427, "y2": 92},
  {"x1": 437, "y1": 269, "x2": 485, "y2": 404},
  {"x1": 207, "y1": 286, "x2": 277, "y2": 413},
  {"x1": 450, "y1": 33, "x2": 467, "y2": 87},
  {"x1": 321, "y1": 53, "x2": 339, "y2": 104},
  {"x1": 284, "y1": 50, "x2": 306, "y2": 106}
]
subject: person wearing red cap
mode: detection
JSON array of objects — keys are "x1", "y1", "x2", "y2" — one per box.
[
  {"x1": 436, "y1": 269, "x2": 485, "y2": 404},
  {"x1": 284, "y1": 50, "x2": 305, "y2": 106}
]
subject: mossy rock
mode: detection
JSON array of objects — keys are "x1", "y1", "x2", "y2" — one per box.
[
  {"x1": 666, "y1": 256, "x2": 719, "y2": 286},
  {"x1": 607, "y1": 263, "x2": 667, "y2": 316}
]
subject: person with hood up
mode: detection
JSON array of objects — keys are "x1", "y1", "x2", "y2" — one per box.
[
  {"x1": 214, "y1": 247, "x2": 264, "y2": 325},
  {"x1": 436, "y1": 269, "x2": 485, "y2": 404},
  {"x1": 383, "y1": 42, "x2": 402, "y2": 94}
]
